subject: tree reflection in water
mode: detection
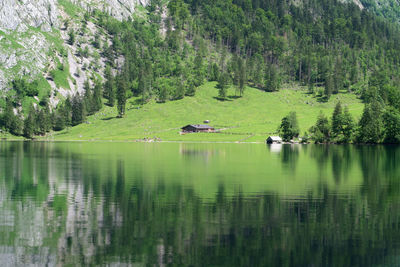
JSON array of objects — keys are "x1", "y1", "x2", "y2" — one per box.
[{"x1": 0, "y1": 142, "x2": 399, "y2": 266}]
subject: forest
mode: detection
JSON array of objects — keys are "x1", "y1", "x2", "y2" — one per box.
[{"x1": 1, "y1": 0, "x2": 400, "y2": 143}]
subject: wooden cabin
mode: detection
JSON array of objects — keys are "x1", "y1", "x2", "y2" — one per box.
[
  {"x1": 181, "y1": 124, "x2": 215, "y2": 133},
  {"x1": 266, "y1": 136, "x2": 283, "y2": 144}
]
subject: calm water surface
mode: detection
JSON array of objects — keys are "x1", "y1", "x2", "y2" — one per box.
[{"x1": 0, "y1": 142, "x2": 400, "y2": 266}]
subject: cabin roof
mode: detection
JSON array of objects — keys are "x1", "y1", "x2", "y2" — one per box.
[
  {"x1": 267, "y1": 136, "x2": 282, "y2": 141},
  {"x1": 182, "y1": 124, "x2": 214, "y2": 130}
]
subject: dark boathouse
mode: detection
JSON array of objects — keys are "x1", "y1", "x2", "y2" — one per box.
[{"x1": 181, "y1": 124, "x2": 215, "y2": 133}]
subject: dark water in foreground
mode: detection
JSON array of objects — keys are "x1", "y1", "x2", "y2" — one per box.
[{"x1": 1, "y1": 142, "x2": 400, "y2": 266}]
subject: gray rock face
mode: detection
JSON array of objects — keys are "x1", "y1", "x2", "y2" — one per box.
[
  {"x1": 0, "y1": 0, "x2": 59, "y2": 32},
  {"x1": 0, "y1": 0, "x2": 149, "y2": 33},
  {"x1": 0, "y1": 0, "x2": 148, "y2": 95}
]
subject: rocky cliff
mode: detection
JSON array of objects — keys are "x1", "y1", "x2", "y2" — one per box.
[{"x1": 0, "y1": 0, "x2": 148, "y2": 103}]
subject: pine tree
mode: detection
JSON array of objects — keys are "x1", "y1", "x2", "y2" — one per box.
[
  {"x1": 309, "y1": 112, "x2": 330, "y2": 143},
  {"x1": 116, "y1": 76, "x2": 127, "y2": 117},
  {"x1": 185, "y1": 78, "x2": 196, "y2": 97},
  {"x1": 264, "y1": 65, "x2": 280, "y2": 92},
  {"x1": 331, "y1": 102, "x2": 344, "y2": 138},
  {"x1": 333, "y1": 57, "x2": 343, "y2": 94},
  {"x1": 3, "y1": 98, "x2": 15, "y2": 132},
  {"x1": 64, "y1": 97, "x2": 72, "y2": 127},
  {"x1": 210, "y1": 63, "x2": 220, "y2": 82},
  {"x1": 72, "y1": 94, "x2": 86, "y2": 126},
  {"x1": 23, "y1": 105, "x2": 36, "y2": 139},
  {"x1": 53, "y1": 109, "x2": 66, "y2": 132},
  {"x1": 3, "y1": 98, "x2": 21, "y2": 136},
  {"x1": 40, "y1": 104, "x2": 52, "y2": 134},
  {"x1": 324, "y1": 71, "x2": 333, "y2": 100},
  {"x1": 238, "y1": 58, "x2": 246, "y2": 96},
  {"x1": 280, "y1": 116, "x2": 292, "y2": 141},
  {"x1": 193, "y1": 53, "x2": 205, "y2": 87},
  {"x1": 104, "y1": 66, "x2": 116, "y2": 107},
  {"x1": 93, "y1": 79, "x2": 103, "y2": 112},
  {"x1": 83, "y1": 79, "x2": 93, "y2": 115},
  {"x1": 383, "y1": 107, "x2": 400, "y2": 143},
  {"x1": 279, "y1": 111, "x2": 299, "y2": 141},
  {"x1": 342, "y1": 107, "x2": 354, "y2": 142},
  {"x1": 217, "y1": 72, "x2": 229, "y2": 100},
  {"x1": 357, "y1": 101, "x2": 383, "y2": 143}
]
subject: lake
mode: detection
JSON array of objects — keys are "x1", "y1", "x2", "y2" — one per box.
[{"x1": 0, "y1": 141, "x2": 399, "y2": 266}]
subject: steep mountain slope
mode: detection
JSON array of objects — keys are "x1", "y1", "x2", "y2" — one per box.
[{"x1": 0, "y1": 0, "x2": 148, "y2": 101}]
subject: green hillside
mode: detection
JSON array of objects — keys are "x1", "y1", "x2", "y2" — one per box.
[
  {"x1": 50, "y1": 82, "x2": 363, "y2": 142},
  {"x1": 2, "y1": 0, "x2": 399, "y2": 143}
]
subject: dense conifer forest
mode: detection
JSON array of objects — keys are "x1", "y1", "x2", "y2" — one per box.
[{"x1": 2, "y1": 0, "x2": 400, "y2": 143}]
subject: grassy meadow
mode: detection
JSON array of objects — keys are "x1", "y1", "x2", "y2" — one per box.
[{"x1": 50, "y1": 82, "x2": 364, "y2": 142}]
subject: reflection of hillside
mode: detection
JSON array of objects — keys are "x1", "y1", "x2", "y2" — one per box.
[
  {"x1": 179, "y1": 143, "x2": 225, "y2": 163},
  {"x1": 0, "y1": 143, "x2": 400, "y2": 265}
]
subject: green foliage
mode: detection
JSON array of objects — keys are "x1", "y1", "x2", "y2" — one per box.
[
  {"x1": 357, "y1": 101, "x2": 383, "y2": 143},
  {"x1": 217, "y1": 72, "x2": 229, "y2": 100},
  {"x1": 330, "y1": 102, "x2": 355, "y2": 143},
  {"x1": 12, "y1": 78, "x2": 39, "y2": 98},
  {"x1": 264, "y1": 65, "x2": 280, "y2": 92},
  {"x1": 50, "y1": 63, "x2": 70, "y2": 89},
  {"x1": 93, "y1": 79, "x2": 103, "y2": 112},
  {"x1": 116, "y1": 76, "x2": 127, "y2": 117},
  {"x1": 68, "y1": 29, "x2": 75, "y2": 45},
  {"x1": 2, "y1": 98, "x2": 21, "y2": 136},
  {"x1": 331, "y1": 102, "x2": 344, "y2": 138},
  {"x1": 23, "y1": 105, "x2": 36, "y2": 139},
  {"x1": 279, "y1": 111, "x2": 299, "y2": 141},
  {"x1": 382, "y1": 107, "x2": 400, "y2": 144},
  {"x1": 309, "y1": 112, "x2": 330, "y2": 143},
  {"x1": 104, "y1": 66, "x2": 116, "y2": 106},
  {"x1": 342, "y1": 107, "x2": 355, "y2": 143},
  {"x1": 71, "y1": 94, "x2": 86, "y2": 126}
]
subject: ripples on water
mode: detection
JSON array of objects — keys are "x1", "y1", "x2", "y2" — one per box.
[{"x1": 0, "y1": 142, "x2": 400, "y2": 266}]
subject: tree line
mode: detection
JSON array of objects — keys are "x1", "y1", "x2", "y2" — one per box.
[
  {"x1": 3, "y1": 0, "x2": 400, "y2": 141},
  {"x1": 279, "y1": 100, "x2": 400, "y2": 144}
]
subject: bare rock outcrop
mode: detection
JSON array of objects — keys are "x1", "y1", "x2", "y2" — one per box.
[
  {"x1": 0, "y1": 0, "x2": 59, "y2": 32},
  {"x1": 0, "y1": 0, "x2": 148, "y2": 97}
]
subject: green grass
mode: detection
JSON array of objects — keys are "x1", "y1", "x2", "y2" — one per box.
[
  {"x1": 58, "y1": 0, "x2": 82, "y2": 18},
  {"x1": 50, "y1": 63, "x2": 70, "y2": 90},
  {"x1": 51, "y1": 82, "x2": 364, "y2": 142},
  {"x1": 37, "y1": 76, "x2": 52, "y2": 99}
]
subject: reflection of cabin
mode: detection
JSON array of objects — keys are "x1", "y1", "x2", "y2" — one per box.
[
  {"x1": 181, "y1": 124, "x2": 215, "y2": 133},
  {"x1": 266, "y1": 136, "x2": 282, "y2": 144}
]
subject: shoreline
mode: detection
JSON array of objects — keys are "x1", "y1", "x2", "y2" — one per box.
[
  {"x1": 1, "y1": 138, "x2": 265, "y2": 144},
  {"x1": 1, "y1": 138, "x2": 395, "y2": 145}
]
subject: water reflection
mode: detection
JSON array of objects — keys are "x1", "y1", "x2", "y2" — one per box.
[{"x1": 0, "y1": 142, "x2": 400, "y2": 266}]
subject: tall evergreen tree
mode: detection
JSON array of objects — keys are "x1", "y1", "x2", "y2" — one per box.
[
  {"x1": 279, "y1": 111, "x2": 299, "y2": 141},
  {"x1": 23, "y1": 105, "x2": 36, "y2": 139},
  {"x1": 217, "y1": 72, "x2": 229, "y2": 100},
  {"x1": 357, "y1": 101, "x2": 383, "y2": 143},
  {"x1": 264, "y1": 65, "x2": 280, "y2": 92},
  {"x1": 93, "y1": 79, "x2": 103, "y2": 112},
  {"x1": 382, "y1": 107, "x2": 400, "y2": 144},
  {"x1": 238, "y1": 57, "x2": 246, "y2": 96},
  {"x1": 309, "y1": 112, "x2": 330, "y2": 143},
  {"x1": 116, "y1": 76, "x2": 127, "y2": 117},
  {"x1": 71, "y1": 94, "x2": 86, "y2": 126},
  {"x1": 342, "y1": 107, "x2": 354, "y2": 142},
  {"x1": 3, "y1": 98, "x2": 21, "y2": 136},
  {"x1": 331, "y1": 102, "x2": 344, "y2": 138},
  {"x1": 324, "y1": 71, "x2": 333, "y2": 100},
  {"x1": 104, "y1": 66, "x2": 116, "y2": 107}
]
